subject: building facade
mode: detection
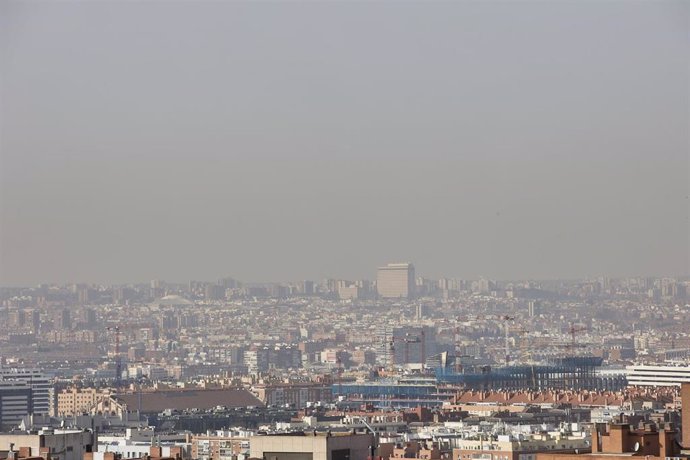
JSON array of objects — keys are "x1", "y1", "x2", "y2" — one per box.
[
  {"x1": 56, "y1": 388, "x2": 111, "y2": 417},
  {"x1": 250, "y1": 433, "x2": 374, "y2": 460},
  {"x1": 0, "y1": 381, "x2": 33, "y2": 428},
  {"x1": 0, "y1": 368, "x2": 53, "y2": 416},
  {"x1": 252, "y1": 383, "x2": 333, "y2": 408},
  {"x1": 377, "y1": 263, "x2": 415, "y2": 299},
  {"x1": 625, "y1": 364, "x2": 690, "y2": 387}
]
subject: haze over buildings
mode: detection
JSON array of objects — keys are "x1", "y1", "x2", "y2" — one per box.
[
  {"x1": 1, "y1": 1, "x2": 688, "y2": 286},
  {"x1": 1, "y1": 2, "x2": 690, "y2": 460}
]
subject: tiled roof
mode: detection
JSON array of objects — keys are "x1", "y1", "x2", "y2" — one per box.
[{"x1": 115, "y1": 388, "x2": 264, "y2": 412}]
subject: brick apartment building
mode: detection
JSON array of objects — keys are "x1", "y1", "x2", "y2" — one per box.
[{"x1": 536, "y1": 382, "x2": 690, "y2": 460}]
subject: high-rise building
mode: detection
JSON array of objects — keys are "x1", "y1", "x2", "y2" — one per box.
[
  {"x1": 377, "y1": 263, "x2": 415, "y2": 299},
  {"x1": 392, "y1": 325, "x2": 436, "y2": 364},
  {"x1": 217, "y1": 277, "x2": 238, "y2": 289},
  {"x1": 415, "y1": 304, "x2": 429, "y2": 320},
  {"x1": 82, "y1": 307, "x2": 97, "y2": 328},
  {"x1": 58, "y1": 308, "x2": 71, "y2": 330},
  {"x1": 77, "y1": 286, "x2": 91, "y2": 305},
  {"x1": 0, "y1": 381, "x2": 33, "y2": 427},
  {"x1": 9, "y1": 309, "x2": 26, "y2": 328},
  {"x1": 29, "y1": 309, "x2": 40, "y2": 333},
  {"x1": 243, "y1": 348, "x2": 269, "y2": 375},
  {"x1": 301, "y1": 280, "x2": 314, "y2": 296},
  {"x1": 205, "y1": 284, "x2": 225, "y2": 301},
  {"x1": 0, "y1": 368, "x2": 53, "y2": 416}
]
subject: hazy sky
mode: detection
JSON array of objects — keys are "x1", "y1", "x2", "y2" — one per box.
[{"x1": 1, "y1": 1, "x2": 688, "y2": 286}]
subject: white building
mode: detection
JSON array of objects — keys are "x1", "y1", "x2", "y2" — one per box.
[
  {"x1": 97, "y1": 428, "x2": 190, "y2": 460},
  {"x1": 625, "y1": 364, "x2": 690, "y2": 387}
]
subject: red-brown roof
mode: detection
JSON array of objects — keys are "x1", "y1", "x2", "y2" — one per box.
[{"x1": 116, "y1": 388, "x2": 263, "y2": 412}]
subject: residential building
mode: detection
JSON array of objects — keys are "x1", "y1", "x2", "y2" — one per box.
[
  {"x1": 56, "y1": 388, "x2": 111, "y2": 417},
  {"x1": 252, "y1": 382, "x2": 332, "y2": 408},
  {"x1": 191, "y1": 430, "x2": 253, "y2": 460}
]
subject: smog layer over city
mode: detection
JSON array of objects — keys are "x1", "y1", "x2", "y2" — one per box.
[{"x1": 0, "y1": 2, "x2": 688, "y2": 460}]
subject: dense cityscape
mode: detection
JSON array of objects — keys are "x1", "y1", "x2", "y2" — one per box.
[
  {"x1": 2, "y1": 0, "x2": 687, "y2": 459},
  {"x1": 0, "y1": 264, "x2": 688, "y2": 459}
]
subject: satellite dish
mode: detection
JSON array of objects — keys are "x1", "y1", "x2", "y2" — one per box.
[{"x1": 633, "y1": 442, "x2": 640, "y2": 452}]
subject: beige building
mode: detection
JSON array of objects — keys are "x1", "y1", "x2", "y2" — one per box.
[
  {"x1": 250, "y1": 432, "x2": 374, "y2": 460},
  {"x1": 377, "y1": 263, "x2": 415, "y2": 299},
  {"x1": 56, "y1": 388, "x2": 110, "y2": 416}
]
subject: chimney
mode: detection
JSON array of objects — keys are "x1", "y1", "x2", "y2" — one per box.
[
  {"x1": 659, "y1": 423, "x2": 679, "y2": 458},
  {"x1": 607, "y1": 424, "x2": 629, "y2": 454},
  {"x1": 592, "y1": 424, "x2": 602, "y2": 453}
]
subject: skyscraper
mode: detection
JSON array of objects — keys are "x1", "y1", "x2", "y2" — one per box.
[{"x1": 377, "y1": 263, "x2": 415, "y2": 299}]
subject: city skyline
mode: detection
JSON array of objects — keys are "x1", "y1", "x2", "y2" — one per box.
[{"x1": 1, "y1": 269, "x2": 688, "y2": 290}]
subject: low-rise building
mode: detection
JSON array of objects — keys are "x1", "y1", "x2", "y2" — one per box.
[
  {"x1": 252, "y1": 383, "x2": 332, "y2": 408},
  {"x1": 250, "y1": 432, "x2": 375, "y2": 460},
  {"x1": 453, "y1": 434, "x2": 589, "y2": 460},
  {"x1": 0, "y1": 429, "x2": 96, "y2": 460},
  {"x1": 191, "y1": 430, "x2": 253, "y2": 460}
]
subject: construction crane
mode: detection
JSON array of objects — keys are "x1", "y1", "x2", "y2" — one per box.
[
  {"x1": 453, "y1": 326, "x2": 464, "y2": 373},
  {"x1": 502, "y1": 316, "x2": 515, "y2": 365},
  {"x1": 335, "y1": 356, "x2": 343, "y2": 398},
  {"x1": 505, "y1": 325, "x2": 529, "y2": 365},
  {"x1": 566, "y1": 322, "x2": 588, "y2": 355},
  {"x1": 420, "y1": 329, "x2": 426, "y2": 368},
  {"x1": 456, "y1": 314, "x2": 520, "y2": 365},
  {"x1": 106, "y1": 326, "x2": 122, "y2": 387}
]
